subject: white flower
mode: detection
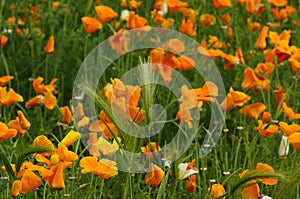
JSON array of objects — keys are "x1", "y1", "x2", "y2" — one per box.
[
  {"x1": 178, "y1": 163, "x2": 198, "y2": 180},
  {"x1": 161, "y1": 2, "x2": 168, "y2": 16},
  {"x1": 261, "y1": 196, "x2": 273, "y2": 199},
  {"x1": 120, "y1": 9, "x2": 130, "y2": 21},
  {"x1": 278, "y1": 135, "x2": 289, "y2": 157}
]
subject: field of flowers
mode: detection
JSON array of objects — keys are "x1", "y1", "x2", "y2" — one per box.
[{"x1": 0, "y1": 0, "x2": 300, "y2": 198}]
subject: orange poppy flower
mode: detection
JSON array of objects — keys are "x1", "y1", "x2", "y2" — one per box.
[
  {"x1": 151, "y1": 11, "x2": 165, "y2": 23},
  {"x1": 95, "y1": 6, "x2": 117, "y2": 23},
  {"x1": 275, "y1": 41, "x2": 291, "y2": 62},
  {"x1": 247, "y1": 18, "x2": 261, "y2": 32},
  {"x1": 52, "y1": 2, "x2": 60, "y2": 9},
  {"x1": 87, "y1": 132, "x2": 100, "y2": 157},
  {"x1": 109, "y1": 29, "x2": 129, "y2": 55},
  {"x1": 0, "y1": 87, "x2": 23, "y2": 106},
  {"x1": 177, "y1": 104, "x2": 193, "y2": 128},
  {"x1": 200, "y1": 14, "x2": 216, "y2": 27},
  {"x1": 289, "y1": 56, "x2": 300, "y2": 73},
  {"x1": 144, "y1": 163, "x2": 164, "y2": 186},
  {"x1": 126, "y1": 11, "x2": 147, "y2": 29},
  {"x1": 212, "y1": 0, "x2": 232, "y2": 10},
  {"x1": 61, "y1": 130, "x2": 80, "y2": 147},
  {"x1": 241, "y1": 67, "x2": 269, "y2": 92},
  {"x1": 203, "y1": 49, "x2": 223, "y2": 58},
  {"x1": 162, "y1": 53, "x2": 182, "y2": 69},
  {"x1": 153, "y1": 0, "x2": 163, "y2": 10},
  {"x1": 129, "y1": 0, "x2": 142, "y2": 9},
  {"x1": 33, "y1": 76, "x2": 58, "y2": 94},
  {"x1": 239, "y1": 163, "x2": 277, "y2": 199},
  {"x1": 282, "y1": 102, "x2": 300, "y2": 119},
  {"x1": 80, "y1": 157, "x2": 118, "y2": 179},
  {"x1": 180, "y1": 19, "x2": 196, "y2": 36},
  {"x1": 0, "y1": 122, "x2": 17, "y2": 141},
  {"x1": 246, "y1": 0, "x2": 265, "y2": 15},
  {"x1": 8, "y1": 111, "x2": 31, "y2": 135},
  {"x1": 150, "y1": 48, "x2": 165, "y2": 71},
  {"x1": 121, "y1": 0, "x2": 142, "y2": 9},
  {"x1": 185, "y1": 175, "x2": 196, "y2": 192},
  {"x1": 163, "y1": 38, "x2": 185, "y2": 53},
  {"x1": 89, "y1": 120, "x2": 119, "y2": 139},
  {"x1": 269, "y1": 30, "x2": 291, "y2": 47},
  {"x1": 11, "y1": 180, "x2": 22, "y2": 197},
  {"x1": 33, "y1": 141, "x2": 78, "y2": 189},
  {"x1": 32, "y1": 135, "x2": 55, "y2": 151},
  {"x1": 81, "y1": 17, "x2": 102, "y2": 34},
  {"x1": 10, "y1": 161, "x2": 53, "y2": 197},
  {"x1": 279, "y1": 122, "x2": 300, "y2": 136},
  {"x1": 271, "y1": 5, "x2": 295, "y2": 20},
  {"x1": 262, "y1": 111, "x2": 272, "y2": 123},
  {"x1": 179, "y1": 85, "x2": 198, "y2": 109},
  {"x1": 98, "y1": 110, "x2": 111, "y2": 123},
  {"x1": 44, "y1": 35, "x2": 54, "y2": 54},
  {"x1": 164, "y1": 0, "x2": 188, "y2": 13},
  {"x1": 239, "y1": 103, "x2": 267, "y2": 119},
  {"x1": 161, "y1": 18, "x2": 174, "y2": 28},
  {"x1": 254, "y1": 26, "x2": 269, "y2": 50},
  {"x1": 0, "y1": 35, "x2": 8, "y2": 47},
  {"x1": 256, "y1": 163, "x2": 278, "y2": 185},
  {"x1": 288, "y1": 133, "x2": 300, "y2": 148},
  {"x1": 193, "y1": 81, "x2": 218, "y2": 102},
  {"x1": 243, "y1": 181, "x2": 260, "y2": 199},
  {"x1": 222, "y1": 53, "x2": 240, "y2": 70},
  {"x1": 221, "y1": 87, "x2": 251, "y2": 111},
  {"x1": 255, "y1": 62, "x2": 274, "y2": 78},
  {"x1": 264, "y1": 49, "x2": 276, "y2": 63},
  {"x1": 0, "y1": 76, "x2": 14, "y2": 86},
  {"x1": 44, "y1": 92, "x2": 57, "y2": 110},
  {"x1": 141, "y1": 142, "x2": 160, "y2": 159},
  {"x1": 60, "y1": 106, "x2": 74, "y2": 124},
  {"x1": 274, "y1": 84, "x2": 288, "y2": 109},
  {"x1": 208, "y1": 184, "x2": 225, "y2": 199},
  {"x1": 25, "y1": 95, "x2": 42, "y2": 108},
  {"x1": 178, "y1": 56, "x2": 195, "y2": 71},
  {"x1": 268, "y1": 0, "x2": 287, "y2": 7},
  {"x1": 208, "y1": 35, "x2": 227, "y2": 49},
  {"x1": 254, "y1": 120, "x2": 279, "y2": 138},
  {"x1": 96, "y1": 136, "x2": 120, "y2": 156},
  {"x1": 44, "y1": 162, "x2": 66, "y2": 189}
]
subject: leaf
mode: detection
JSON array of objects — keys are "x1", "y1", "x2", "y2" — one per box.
[
  {"x1": 156, "y1": 170, "x2": 169, "y2": 199},
  {"x1": 0, "y1": 152, "x2": 16, "y2": 183},
  {"x1": 15, "y1": 146, "x2": 53, "y2": 171}
]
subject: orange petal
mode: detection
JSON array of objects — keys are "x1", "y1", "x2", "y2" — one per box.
[
  {"x1": 92, "y1": 159, "x2": 118, "y2": 179},
  {"x1": 44, "y1": 35, "x2": 55, "y2": 54},
  {"x1": 81, "y1": 17, "x2": 102, "y2": 34},
  {"x1": 11, "y1": 180, "x2": 22, "y2": 197},
  {"x1": 0, "y1": 121, "x2": 17, "y2": 141},
  {"x1": 61, "y1": 130, "x2": 80, "y2": 147},
  {"x1": 239, "y1": 103, "x2": 266, "y2": 119},
  {"x1": 0, "y1": 76, "x2": 14, "y2": 86},
  {"x1": 144, "y1": 163, "x2": 164, "y2": 186},
  {"x1": 21, "y1": 171, "x2": 42, "y2": 193},
  {"x1": 57, "y1": 143, "x2": 78, "y2": 162},
  {"x1": 44, "y1": 92, "x2": 57, "y2": 110},
  {"x1": 95, "y1": 6, "x2": 117, "y2": 23},
  {"x1": 80, "y1": 156, "x2": 99, "y2": 174},
  {"x1": 288, "y1": 133, "x2": 300, "y2": 148},
  {"x1": 60, "y1": 106, "x2": 74, "y2": 124},
  {"x1": 25, "y1": 95, "x2": 42, "y2": 108},
  {"x1": 185, "y1": 175, "x2": 196, "y2": 192}
]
